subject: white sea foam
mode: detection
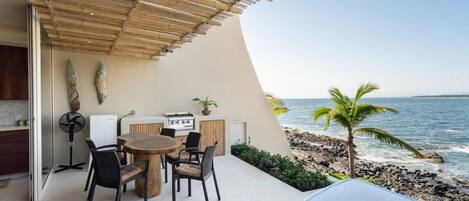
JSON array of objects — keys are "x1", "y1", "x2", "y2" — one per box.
[
  {"x1": 442, "y1": 129, "x2": 464, "y2": 134},
  {"x1": 451, "y1": 146, "x2": 469, "y2": 154}
]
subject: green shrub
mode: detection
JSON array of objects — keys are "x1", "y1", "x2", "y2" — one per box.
[{"x1": 231, "y1": 144, "x2": 329, "y2": 191}]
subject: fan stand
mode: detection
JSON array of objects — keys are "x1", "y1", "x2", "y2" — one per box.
[{"x1": 55, "y1": 124, "x2": 85, "y2": 173}]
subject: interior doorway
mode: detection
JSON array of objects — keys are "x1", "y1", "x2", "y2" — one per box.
[{"x1": 0, "y1": 1, "x2": 30, "y2": 201}]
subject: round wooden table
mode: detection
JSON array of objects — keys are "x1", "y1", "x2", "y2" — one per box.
[{"x1": 118, "y1": 133, "x2": 180, "y2": 198}]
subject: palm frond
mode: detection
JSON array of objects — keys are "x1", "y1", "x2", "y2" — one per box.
[
  {"x1": 312, "y1": 106, "x2": 331, "y2": 122},
  {"x1": 273, "y1": 108, "x2": 289, "y2": 116},
  {"x1": 353, "y1": 127, "x2": 423, "y2": 157},
  {"x1": 323, "y1": 110, "x2": 332, "y2": 130},
  {"x1": 354, "y1": 83, "x2": 379, "y2": 103},
  {"x1": 329, "y1": 87, "x2": 352, "y2": 107},
  {"x1": 266, "y1": 94, "x2": 289, "y2": 116},
  {"x1": 353, "y1": 104, "x2": 398, "y2": 124}
]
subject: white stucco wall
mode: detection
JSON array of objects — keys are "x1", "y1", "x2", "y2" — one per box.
[{"x1": 52, "y1": 16, "x2": 291, "y2": 165}]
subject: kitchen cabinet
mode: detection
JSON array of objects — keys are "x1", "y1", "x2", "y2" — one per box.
[
  {"x1": 199, "y1": 120, "x2": 225, "y2": 156},
  {"x1": 129, "y1": 123, "x2": 164, "y2": 135},
  {"x1": 121, "y1": 116, "x2": 227, "y2": 156},
  {"x1": 0, "y1": 129, "x2": 29, "y2": 175},
  {"x1": 166, "y1": 120, "x2": 226, "y2": 155},
  {"x1": 0, "y1": 45, "x2": 28, "y2": 100}
]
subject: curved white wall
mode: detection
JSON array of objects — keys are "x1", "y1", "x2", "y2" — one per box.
[{"x1": 52, "y1": 16, "x2": 291, "y2": 164}]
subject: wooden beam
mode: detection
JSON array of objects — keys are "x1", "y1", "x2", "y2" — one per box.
[
  {"x1": 36, "y1": 7, "x2": 123, "y2": 26},
  {"x1": 138, "y1": 2, "x2": 221, "y2": 26},
  {"x1": 38, "y1": 12, "x2": 122, "y2": 31},
  {"x1": 31, "y1": 0, "x2": 128, "y2": 21},
  {"x1": 142, "y1": 0, "x2": 218, "y2": 17},
  {"x1": 125, "y1": 26, "x2": 181, "y2": 41},
  {"x1": 118, "y1": 39, "x2": 166, "y2": 50},
  {"x1": 122, "y1": 32, "x2": 173, "y2": 45},
  {"x1": 51, "y1": 41, "x2": 111, "y2": 52},
  {"x1": 43, "y1": 0, "x2": 64, "y2": 46},
  {"x1": 42, "y1": 24, "x2": 117, "y2": 40},
  {"x1": 48, "y1": 33, "x2": 114, "y2": 46},
  {"x1": 188, "y1": 0, "x2": 230, "y2": 11},
  {"x1": 41, "y1": 22, "x2": 117, "y2": 36},
  {"x1": 110, "y1": 0, "x2": 140, "y2": 54},
  {"x1": 129, "y1": 15, "x2": 194, "y2": 33},
  {"x1": 119, "y1": 34, "x2": 171, "y2": 47}
]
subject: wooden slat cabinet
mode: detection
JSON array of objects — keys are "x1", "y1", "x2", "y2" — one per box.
[
  {"x1": 199, "y1": 120, "x2": 225, "y2": 156},
  {"x1": 129, "y1": 123, "x2": 164, "y2": 135},
  {"x1": 0, "y1": 130, "x2": 29, "y2": 175},
  {"x1": 0, "y1": 45, "x2": 28, "y2": 100}
]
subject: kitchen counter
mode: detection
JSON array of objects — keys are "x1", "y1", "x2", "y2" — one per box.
[
  {"x1": 0, "y1": 126, "x2": 29, "y2": 132},
  {"x1": 120, "y1": 115, "x2": 229, "y2": 136}
]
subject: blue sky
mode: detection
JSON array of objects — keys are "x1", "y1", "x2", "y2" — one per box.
[{"x1": 240, "y1": 0, "x2": 469, "y2": 98}]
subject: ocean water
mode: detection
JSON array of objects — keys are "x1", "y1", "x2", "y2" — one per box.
[{"x1": 278, "y1": 98, "x2": 469, "y2": 179}]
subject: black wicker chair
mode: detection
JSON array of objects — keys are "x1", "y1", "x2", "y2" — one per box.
[
  {"x1": 86, "y1": 140, "x2": 149, "y2": 201},
  {"x1": 165, "y1": 132, "x2": 201, "y2": 184},
  {"x1": 160, "y1": 128, "x2": 176, "y2": 168},
  {"x1": 84, "y1": 139, "x2": 127, "y2": 192},
  {"x1": 172, "y1": 142, "x2": 220, "y2": 201}
]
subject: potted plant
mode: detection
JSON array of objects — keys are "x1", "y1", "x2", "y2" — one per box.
[{"x1": 192, "y1": 97, "x2": 218, "y2": 116}]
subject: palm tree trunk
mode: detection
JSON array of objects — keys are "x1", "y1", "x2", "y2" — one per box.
[{"x1": 347, "y1": 128, "x2": 356, "y2": 178}]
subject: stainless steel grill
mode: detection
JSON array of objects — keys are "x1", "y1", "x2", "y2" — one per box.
[{"x1": 164, "y1": 112, "x2": 195, "y2": 131}]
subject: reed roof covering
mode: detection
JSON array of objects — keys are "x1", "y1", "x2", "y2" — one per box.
[{"x1": 31, "y1": 0, "x2": 265, "y2": 59}]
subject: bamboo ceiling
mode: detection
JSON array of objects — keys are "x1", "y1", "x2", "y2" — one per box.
[{"x1": 31, "y1": 0, "x2": 265, "y2": 59}]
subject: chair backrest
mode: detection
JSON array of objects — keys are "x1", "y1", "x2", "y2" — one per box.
[
  {"x1": 160, "y1": 128, "x2": 176, "y2": 138},
  {"x1": 186, "y1": 132, "x2": 201, "y2": 149},
  {"x1": 91, "y1": 150, "x2": 122, "y2": 186},
  {"x1": 201, "y1": 142, "x2": 218, "y2": 177},
  {"x1": 85, "y1": 138, "x2": 98, "y2": 152}
]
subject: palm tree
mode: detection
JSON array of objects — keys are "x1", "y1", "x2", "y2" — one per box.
[
  {"x1": 266, "y1": 93, "x2": 289, "y2": 115},
  {"x1": 312, "y1": 83, "x2": 423, "y2": 178}
]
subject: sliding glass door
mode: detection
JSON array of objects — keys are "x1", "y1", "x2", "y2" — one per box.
[{"x1": 40, "y1": 25, "x2": 53, "y2": 187}]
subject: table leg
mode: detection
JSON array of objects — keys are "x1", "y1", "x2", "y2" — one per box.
[{"x1": 134, "y1": 153, "x2": 161, "y2": 198}]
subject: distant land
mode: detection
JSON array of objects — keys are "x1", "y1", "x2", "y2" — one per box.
[{"x1": 413, "y1": 95, "x2": 469, "y2": 98}]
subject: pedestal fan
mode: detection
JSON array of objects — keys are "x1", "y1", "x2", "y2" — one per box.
[{"x1": 55, "y1": 112, "x2": 86, "y2": 173}]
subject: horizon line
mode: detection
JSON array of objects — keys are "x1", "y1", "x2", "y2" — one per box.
[{"x1": 280, "y1": 94, "x2": 469, "y2": 99}]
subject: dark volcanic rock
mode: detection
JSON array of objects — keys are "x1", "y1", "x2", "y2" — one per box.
[
  {"x1": 284, "y1": 127, "x2": 469, "y2": 201},
  {"x1": 416, "y1": 152, "x2": 445, "y2": 163}
]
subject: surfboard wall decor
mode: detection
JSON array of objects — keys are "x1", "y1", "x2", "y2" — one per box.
[
  {"x1": 66, "y1": 59, "x2": 80, "y2": 112},
  {"x1": 95, "y1": 62, "x2": 107, "y2": 105}
]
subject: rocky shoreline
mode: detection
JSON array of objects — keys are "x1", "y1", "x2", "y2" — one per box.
[{"x1": 285, "y1": 127, "x2": 469, "y2": 201}]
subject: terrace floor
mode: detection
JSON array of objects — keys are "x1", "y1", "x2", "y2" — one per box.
[{"x1": 42, "y1": 155, "x2": 316, "y2": 201}]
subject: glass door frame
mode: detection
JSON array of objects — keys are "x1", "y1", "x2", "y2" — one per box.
[{"x1": 28, "y1": 5, "x2": 43, "y2": 201}]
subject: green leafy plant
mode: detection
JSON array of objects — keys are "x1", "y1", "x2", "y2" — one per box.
[
  {"x1": 231, "y1": 144, "x2": 329, "y2": 191},
  {"x1": 312, "y1": 83, "x2": 423, "y2": 178},
  {"x1": 192, "y1": 97, "x2": 218, "y2": 110},
  {"x1": 329, "y1": 172, "x2": 349, "y2": 180},
  {"x1": 265, "y1": 93, "x2": 289, "y2": 115}
]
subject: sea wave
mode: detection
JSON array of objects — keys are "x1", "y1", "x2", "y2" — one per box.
[
  {"x1": 451, "y1": 146, "x2": 469, "y2": 154},
  {"x1": 442, "y1": 129, "x2": 465, "y2": 134}
]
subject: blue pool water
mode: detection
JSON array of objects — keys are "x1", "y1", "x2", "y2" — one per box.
[{"x1": 278, "y1": 98, "x2": 469, "y2": 179}]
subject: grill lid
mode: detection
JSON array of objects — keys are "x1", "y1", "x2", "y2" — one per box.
[{"x1": 164, "y1": 112, "x2": 193, "y2": 118}]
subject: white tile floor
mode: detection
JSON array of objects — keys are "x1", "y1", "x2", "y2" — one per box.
[
  {"x1": 0, "y1": 176, "x2": 29, "y2": 201},
  {"x1": 42, "y1": 155, "x2": 317, "y2": 201}
]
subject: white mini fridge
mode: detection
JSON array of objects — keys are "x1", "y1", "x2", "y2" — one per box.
[
  {"x1": 88, "y1": 114, "x2": 118, "y2": 167},
  {"x1": 89, "y1": 114, "x2": 118, "y2": 146}
]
